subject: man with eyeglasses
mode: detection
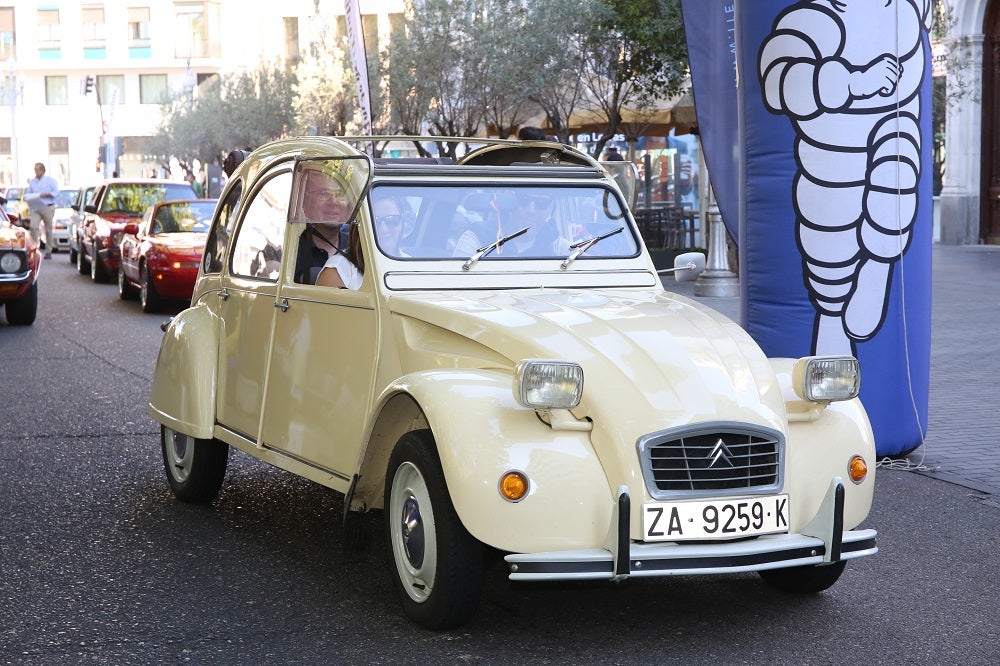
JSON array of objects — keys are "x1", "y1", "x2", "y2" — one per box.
[{"x1": 294, "y1": 169, "x2": 352, "y2": 284}]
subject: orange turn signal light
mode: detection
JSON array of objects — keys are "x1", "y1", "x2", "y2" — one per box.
[
  {"x1": 498, "y1": 471, "x2": 529, "y2": 502},
  {"x1": 848, "y1": 455, "x2": 868, "y2": 484}
]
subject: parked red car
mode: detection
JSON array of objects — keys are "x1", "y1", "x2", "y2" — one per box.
[
  {"x1": 0, "y1": 207, "x2": 41, "y2": 325},
  {"x1": 118, "y1": 199, "x2": 217, "y2": 312},
  {"x1": 78, "y1": 179, "x2": 197, "y2": 283}
]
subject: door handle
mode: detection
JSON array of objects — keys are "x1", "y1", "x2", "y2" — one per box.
[
  {"x1": 219, "y1": 287, "x2": 229, "y2": 301},
  {"x1": 275, "y1": 297, "x2": 289, "y2": 312}
]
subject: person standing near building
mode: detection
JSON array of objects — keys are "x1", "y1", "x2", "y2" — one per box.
[{"x1": 24, "y1": 162, "x2": 59, "y2": 259}]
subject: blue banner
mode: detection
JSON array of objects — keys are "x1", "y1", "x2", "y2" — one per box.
[
  {"x1": 680, "y1": 0, "x2": 739, "y2": 241},
  {"x1": 736, "y1": 0, "x2": 932, "y2": 456}
]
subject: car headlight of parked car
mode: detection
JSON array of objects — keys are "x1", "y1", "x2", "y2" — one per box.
[
  {"x1": 513, "y1": 360, "x2": 584, "y2": 409},
  {"x1": 1, "y1": 250, "x2": 26, "y2": 274},
  {"x1": 792, "y1": 356, "x2": 861, "y2": 403}
]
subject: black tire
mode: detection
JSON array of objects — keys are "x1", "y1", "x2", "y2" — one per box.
[
  {"x1": 759, "y1": 560, "x2": 847, "y2": 593},
  {"x1": 77, "y1": 240, "x2": 88, "y2": 274},
  {"x1": 69, "y1": 246, "x2": 77, "y2": 264},
  {"x1": 160, "y1": 425, "x2": 229, "y2": 503},
  {"x1": 118, "y1": 264, "x2": 136, "y2": 300},
  {"x1": 5, "y1": 282, "x2": 37, "y2": 325},
  {"x1": 385, "y1": 430, "x2": 484, "y2": 629},
  {"x1": 140, "y1": 264, "x2": 161, "y2": 313}
]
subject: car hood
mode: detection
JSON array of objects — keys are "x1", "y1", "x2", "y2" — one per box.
[
  {"x1": 0, "y1": 225, "x2": 29, "y2": 250},
  {"x1": 388, "y1": 288, "x2": 787, "y2": 436}
]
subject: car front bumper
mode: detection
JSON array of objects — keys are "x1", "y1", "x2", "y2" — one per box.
[{"x1": 505, "y1": 479, "x2": 877, "y2": 582}]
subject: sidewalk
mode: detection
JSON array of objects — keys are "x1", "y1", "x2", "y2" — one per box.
[{"x1": 663, "y1": 244, "x2": 1000, "y2": 495}]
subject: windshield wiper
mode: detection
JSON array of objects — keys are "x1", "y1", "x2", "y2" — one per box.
[
  {"x1": 560, "y1": 226, "x2": 624, "y2": 270},
  {"x1": 462, "y1": 227, "x2": 530, "y2": 271}
]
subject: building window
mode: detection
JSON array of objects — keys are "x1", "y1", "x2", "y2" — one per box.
[
  {"x1": 0, "y1": 8, "x2": 15, "y2": 62},
  {"x1": 45, "y1": 76, "x2": 68, "y2": 105},
  {"x1": 82, "y1": 6, "x2": 107, "y2": 44},
  {"x1": 96, "y1": 74, "x2": 126, "y2": 105},
  {"x1": 49, "y1": 137, "x2": 69, "y2": 154},
  {"x1": 129, "y1": 6, "x2": 151, "y2": 43},
  {"x1": 0, "y1": 137, "x2": 10, "y2": 153},
  {"x1": 139, "y1": 74, "x2": 168, "y2": 104},
  {"x1": 37, "y1": 8, "x2": 60, "y2": 47},
  {"x1": 175, "y1": 1, "x2": 220, "y2": 59}
]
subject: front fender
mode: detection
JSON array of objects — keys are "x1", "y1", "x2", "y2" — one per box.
[
  {"x1": 771, "y1": 358, "x2": 877, "y2": 531},
  {"x1": 148, "y1": 304, "x2": 220, "y2": 439},
  {"x1": 383, "y1": 369, "x2": 613, "y2": 554}
]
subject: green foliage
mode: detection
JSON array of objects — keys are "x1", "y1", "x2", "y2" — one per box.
[
  {"x1": 156, "y1": 0, "x2": 690, "y2": 162},
  {"x1": 155, "y1": 60, "x2": 296, "y2": 166}
]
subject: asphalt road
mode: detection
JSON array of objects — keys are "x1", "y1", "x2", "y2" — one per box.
[{"x1": 1, "y1": 256, "x2": 997, "y2": 665}]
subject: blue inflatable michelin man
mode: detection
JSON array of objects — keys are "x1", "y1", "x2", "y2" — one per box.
[{"x1": 684, "y1": 0, "x2": 933, "y2": 456}]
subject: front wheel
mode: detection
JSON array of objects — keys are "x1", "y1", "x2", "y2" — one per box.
[
  {"x1": 4, "y1": 282, "x2": 37, "y2": 325},
  {"x1": 759, "y1": 560, "x2": 847, "y2": 593},
  {"x1": 160, "y1": 425, "x2": 229, "y2": 503},
  {"x1": 385, "y1": 430, "x2": 484, "y2": 629},
  {"x1": 90, "y1": 245, "x2": 107, "y2": 282}
]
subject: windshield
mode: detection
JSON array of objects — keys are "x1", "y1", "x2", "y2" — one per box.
[
  {"x1": 56, "y1": 189, "x2": 78, "y2": 208},
  {"x1": 150, "y1": 200, "x2": 217, "y2": 233},
  {"x1": 103, "y1": 183, "x2": 198, "y2": 215},
  {"x1": 369, "y1": 184, "x2": 639, "y2": 261}
]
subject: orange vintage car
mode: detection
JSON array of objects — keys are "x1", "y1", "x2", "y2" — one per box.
[{"x1": 0, "y1": 206, "x2": 41, "y2": 325}]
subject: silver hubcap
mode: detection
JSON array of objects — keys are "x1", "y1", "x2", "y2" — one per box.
[
  {"x1": 163, "y1": 427, "x2": 194, "y2": 483},
  {"x1": 389, "y1": 461, "x2": 436, "y2": 604}
]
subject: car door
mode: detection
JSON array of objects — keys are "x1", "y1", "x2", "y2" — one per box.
[
  {"x1": 213, "y1": 169, "x2": 292, "y2": 442},
  {"x1": 257, "y1": 157, "x2": 379, "y2": 481}
]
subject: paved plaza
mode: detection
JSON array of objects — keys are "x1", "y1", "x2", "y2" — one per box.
[{"x1": 664, "y1": 243, "x2": 1000, "y2": 496}]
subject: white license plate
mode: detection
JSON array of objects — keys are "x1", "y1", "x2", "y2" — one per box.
[{"x1": 642, "y1": 494, "x2": 789, "y2": 542}]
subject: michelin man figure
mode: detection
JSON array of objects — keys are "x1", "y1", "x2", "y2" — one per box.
[{"x1": 758, "y1": 0, "x2": 931, "y2": 355}]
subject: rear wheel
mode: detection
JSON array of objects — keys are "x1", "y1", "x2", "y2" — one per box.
[
  {"x1": 385, "y1": 430, "x2": 484, "y2": 629},
  {"x1": 90, "y1": 245, "x2": 108, "y2": 282},
  {"x1": 69, "y1": 245, "x2": 77, "y2": 264},
  {"x1": 759, "y1": 561, "x2": 847, "y2": 593},
  {"x1": 118, "y1": 264, "x2": 137, "y2": 300},
  {"x1": 160, "y1": 425, "x2": 229, "y2": 503},
  {"x1": 76, "y1": 240, "x2": 88, "y2": 274},
  {"x1": 140, "y1": 265, "x2": 161, "y2": 313},
  {"x1": 4, "y1": 282, "x2": 37, "y2": 325}
]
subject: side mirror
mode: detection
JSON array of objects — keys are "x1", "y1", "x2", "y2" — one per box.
[
  {"x1": 656, "y1": 251, "x2": 706, "y2": 282},
  {"x1": 124, "y1": 223, "x2": 139, "y2": 236},
  {"x1": 84, "y1": 204, "x2": 97, "y2": 214}
]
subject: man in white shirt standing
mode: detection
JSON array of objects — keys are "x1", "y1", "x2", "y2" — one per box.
[{"x1": 25, "y1": 162, "x2": 60, "y2": 259}]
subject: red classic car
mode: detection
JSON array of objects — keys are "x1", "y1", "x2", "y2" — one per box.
[
  {"x1": 77, "y1": 179, "x2": 197, "y2": 283},
  {"x1": 118, "y1": 199, "x2": 217, "y2": 312},
  {"x1": 0, "y1": 208, "x2": 41, "y2": 325}
]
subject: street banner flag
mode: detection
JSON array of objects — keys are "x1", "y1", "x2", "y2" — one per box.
[
  {"x1": 679, "y1": 1, "x2": 739, "y2": 241},
  {"x1": 344, "y1": 0, "x2": 372, "y2": 135}
]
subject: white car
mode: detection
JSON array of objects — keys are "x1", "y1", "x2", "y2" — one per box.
[
  {"x1": 149, "y1": 136, "x2": 878, "y2": 629},
  {"x1": 47, "y1": 188, "x2": 80, "y2": 253}
]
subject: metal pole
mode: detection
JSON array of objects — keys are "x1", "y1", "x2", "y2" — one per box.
[{"x1": 693, "y1": 190, "x2": 739, "y2": 298}]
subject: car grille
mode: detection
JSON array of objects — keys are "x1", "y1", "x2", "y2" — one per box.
[{"x1": 637, "y1": 424, "x2": 783, "y2": 499}]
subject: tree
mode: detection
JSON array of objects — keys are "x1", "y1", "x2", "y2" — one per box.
[
  {"x1": 155, "y1": 60, "x2": 296, "y2": 167},
  {"x1": 293, "y1": 34, "x2": 359, "y2": 136},
  {"x1": 577, "y1": 0, "x2": 689, "y2": 157}
]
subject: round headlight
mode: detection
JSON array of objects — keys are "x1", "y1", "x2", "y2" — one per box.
[{"x1": 0, "y1": 251, "x2": 22, "y2": 273}]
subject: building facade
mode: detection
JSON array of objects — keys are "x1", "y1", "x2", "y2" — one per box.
[
  {"x1": 0, "y1": 0, "x2": 401, "y2": 188},
  {"x1": 937, "y1": 0, "x2": 999, "y2": 244}
]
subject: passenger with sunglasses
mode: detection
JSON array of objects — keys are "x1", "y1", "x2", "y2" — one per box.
[{"x1": 371, "y1": 194, "x2": 407, "y2": 258}]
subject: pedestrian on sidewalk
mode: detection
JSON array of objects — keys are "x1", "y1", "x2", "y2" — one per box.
[{"x1": 24, "y1": 162, "x2": 59, "y2": 259}]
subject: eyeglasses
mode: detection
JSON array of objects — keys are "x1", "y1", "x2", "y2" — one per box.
[{"x1": 375, "y1": 214, "x2": 403, "y2": 227}]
